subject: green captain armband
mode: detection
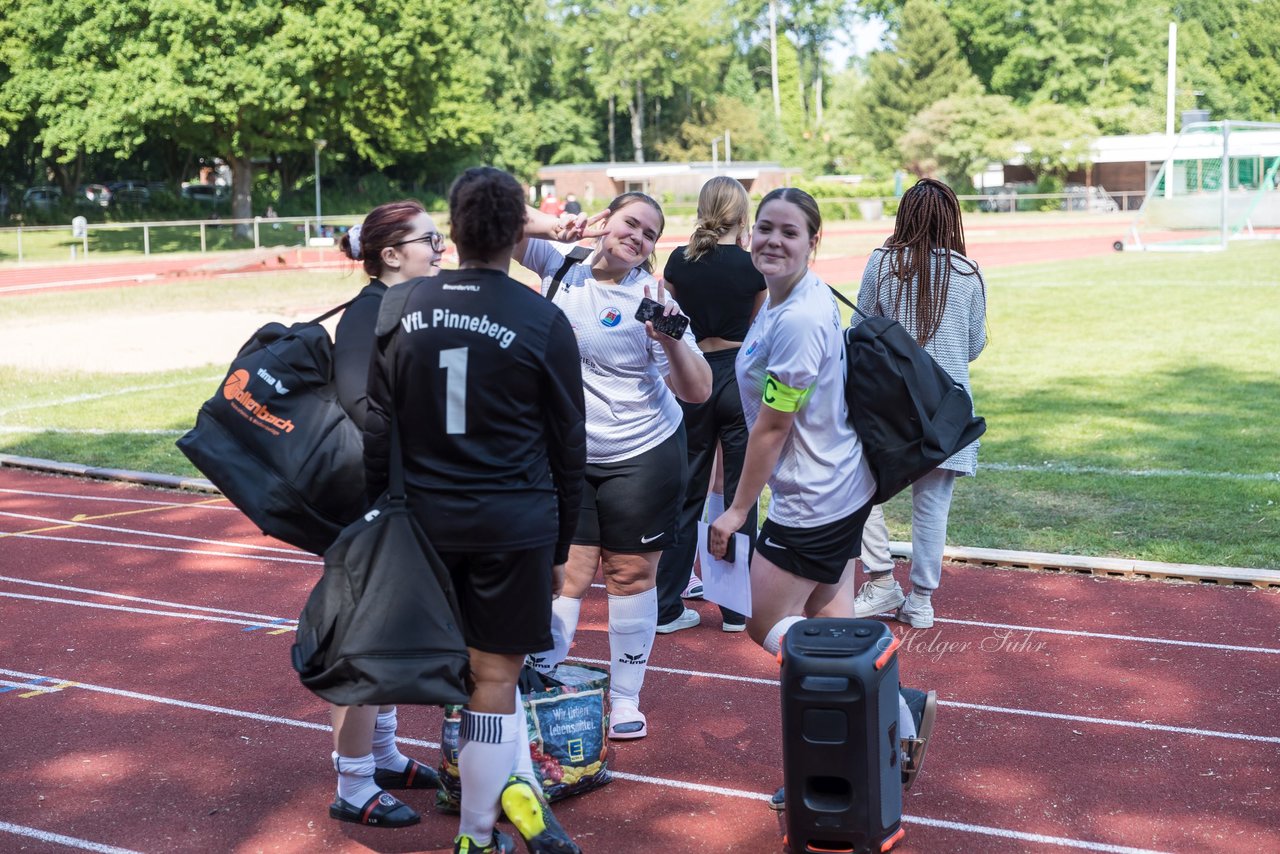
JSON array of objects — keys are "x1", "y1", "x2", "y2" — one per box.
[{"x1": 762, "y1": 375, "x2": 811, "y2": 412}]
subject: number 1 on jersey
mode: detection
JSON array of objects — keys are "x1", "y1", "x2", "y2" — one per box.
[{"x1": 439, "y1": 347, "x2": 468, "y2": 434}]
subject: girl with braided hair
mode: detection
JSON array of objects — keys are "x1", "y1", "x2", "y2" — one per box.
[
  {"x1": 654, "y1": 176, "x2": 766, "y2": 634},
  {"x1": 851, "y1": 177, "x2": 988, "y2": 629}
]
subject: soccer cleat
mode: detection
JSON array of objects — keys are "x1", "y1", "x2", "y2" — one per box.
[
  {"x1": 328, "y1": 790, "x2": 420, "y2": 828},
  {"x1": 655, "y1": 607, "x2": 700, "y2": 634},
  {"x1": 896, "y1": 591, "x2": 935, "y2": 629},
  {"x1": 681, "y1": 573, "x2": 704, "y2": 599},
  {"x1": 454, "y1": 830, "x2": 518, "y2": 854},
  {"x1": 852, "y1": 578, "x2": 905, "y2": 618},
  {"x1": 500, "y1": 776, "x2": 581, "y2": 854}
]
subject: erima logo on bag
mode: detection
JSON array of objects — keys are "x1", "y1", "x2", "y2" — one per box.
[
  {"x1": 256, "y1": 367, "x2": 290, "y2": 395},
  {"x1": 221, "y1": 369, "x2": 296, "y2": 435},
  {"x1": 364, "y1": 508, "x2": 381, "y2": 522}
]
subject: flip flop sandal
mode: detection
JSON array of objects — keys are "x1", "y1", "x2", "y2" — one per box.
[
  {"x1": 374, "y1": 757, "x2": 440, "y2": 790},
  {"x1": 328, "y1": 790, "x2": 420, "y2": 828},
  {"x1": 901, "y1": 689, "x2": 937, "y2": 790},
  {"x1": 607, "y1": 705, "x2": 648, "y2": 740}
]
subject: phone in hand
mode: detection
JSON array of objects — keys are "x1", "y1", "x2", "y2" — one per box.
[{"x1": 635, "y1": 297, "x2": 690, "y2": 339}]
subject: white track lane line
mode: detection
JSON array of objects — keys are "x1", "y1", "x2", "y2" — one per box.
[
  {"x1": 0, "y1": 575, "x2": 287, "y2": 621},
  {"x1": 0, "y1": 593, "x2": 293, "y2": 630},
  {"x1": 930, "y1": 617, "x2": 1280, "y2": 656},
  {"x1": 0, "y1": 821, "x2": 143, "y2": 854},
  {"x1": 564, "y1": 658, "x2": 1280, "y2": 746},
  {"x1": 0, "y1": 512, "x2": 308, "y2": 556},
  {"x1": 0, "y1": 487, "x2": 237, "y2": 510},
  {"x1": 0, "y1": 532, "x2": 320, "y2": 566},
  {"x1": 0, "y1": 668, "x2": 1174, "y2": 854}
]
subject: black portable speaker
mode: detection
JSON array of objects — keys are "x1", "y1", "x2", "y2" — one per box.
[{"x1": 780, "y1": 618, "x2": 905, "y2": 854}]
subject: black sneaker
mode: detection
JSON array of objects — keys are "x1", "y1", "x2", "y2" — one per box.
[{"x1": 500, "y1": 776, "x2": 581, "y2": 854}]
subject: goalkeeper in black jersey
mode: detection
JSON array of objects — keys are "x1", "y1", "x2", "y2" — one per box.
[{"x1": 364, "y1": 167, "x2": 587, "y2": 854}]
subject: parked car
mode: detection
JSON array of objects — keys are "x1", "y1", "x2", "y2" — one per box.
[
  {"x1": 75, "y1": 184, "x2": 113, "y2": 207},
  {"x1": 108, "y1": 180, "x2": 151, "y2": 206},
  {"x1": 181, "y1": 183, "x2": 229, "y2": 205},
  {"x1": 22, "y1": 186, "x2": 63, "y2": 211}
]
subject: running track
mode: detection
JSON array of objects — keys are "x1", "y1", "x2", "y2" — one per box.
[
  {"x1": 1, "y1": 222, "x2": 1126, "y2": 298},
  {"x1": 1, "y1": 468, "x2": 1277, "y2": 853}
]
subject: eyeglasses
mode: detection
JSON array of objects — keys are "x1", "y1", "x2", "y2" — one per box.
[{"x1": 392, "y1": 231, "x2": 445, "y2": 252}]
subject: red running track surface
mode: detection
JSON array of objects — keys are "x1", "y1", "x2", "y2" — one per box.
[{"x1": 0, "y1": 468, "x2": 1277, "y2": 853}]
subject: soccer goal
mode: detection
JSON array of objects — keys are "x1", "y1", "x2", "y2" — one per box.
[{"x1": 1117, "y1": 120, "x2": 1280, "y2": 252}]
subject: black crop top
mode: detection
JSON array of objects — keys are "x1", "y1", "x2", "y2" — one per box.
[{"x1": 662, "y1": 244, "x2": 765, "y2": 342}]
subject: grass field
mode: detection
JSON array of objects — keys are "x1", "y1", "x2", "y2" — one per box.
[{"x1": 1, "y1": 242, "x2": 1277, "y2": 568}]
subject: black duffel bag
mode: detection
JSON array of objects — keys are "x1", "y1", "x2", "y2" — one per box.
[
  {"x1": 290, "y1": 279, "x2": 470, "y2": 706},
  {"x1": 176, "y1": 301, "x2": 363, "y2": 555},
  {"x1": 831, "y1": 287, "x2": 986, "y2": 504}
]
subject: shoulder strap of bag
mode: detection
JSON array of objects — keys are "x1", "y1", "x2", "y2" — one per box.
[
  {"x1": 827, "y1": 284, "x2": 870, "y2": 322},
  {"x1": 372, "y1": 280, "x2": 424, "y2": 500},
  {"x1": 308, "y1": 298, "x2": 357, "y2": 326},
  {"x1": 546, "y1": 245, "x2": 593, "y2": 301}
]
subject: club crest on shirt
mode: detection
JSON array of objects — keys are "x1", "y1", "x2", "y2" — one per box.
[
  {"x1": 745, "y1": 339, "x2": 760, "y2": 355},
  {"x1": 599, "y1": 307, "x2": 622, "y2": 327}
]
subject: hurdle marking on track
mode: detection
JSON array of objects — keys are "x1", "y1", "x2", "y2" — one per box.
[{"x1": 0, "y1": 667, "x2": 1179, "y2": 854}]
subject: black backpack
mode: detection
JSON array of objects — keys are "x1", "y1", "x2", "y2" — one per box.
[
  {"x1": 830, "y1": 287, "x2": 986, "y2": 504},
  {"x1": 176, "y1": 301, "x2": 365, "y2": 555}
]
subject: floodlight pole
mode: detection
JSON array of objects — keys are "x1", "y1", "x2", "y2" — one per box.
[
  {"x1": 1164, "y1": 23, "x2": 1176, "y2": 199},
  {"x1": 314, "y1": 139, "x2": 327, "y2": 238},
  {"x1": 712, "y1": 139, "x2": 719, "y2": 172}
]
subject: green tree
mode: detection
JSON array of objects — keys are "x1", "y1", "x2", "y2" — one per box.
[
  {"x1": 897, "y1": 93, "x2": 1020, "y2": 186},
  {"x1": 858, "y1": 0, "x2": 979, "y2": 154}
]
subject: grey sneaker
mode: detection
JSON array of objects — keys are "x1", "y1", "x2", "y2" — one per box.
[
  {"x1": 852, "y1": 579, "x2": 905, "y2": 618},
  {"x1": 897, "y1": 592, "x2": 935, "y2": 629},
  {"x1": 655, "y1": 607, "x2": 700, "y2": 634}
]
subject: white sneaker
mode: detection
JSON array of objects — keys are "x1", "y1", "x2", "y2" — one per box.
[
  {"x1": 681, "y1": 574, "x2": 704, "y2": 599},
  {"x1": 852, "y1": 579, "x2": 905, "y2": 618},
  {"x1": 897, "y1": 592, "x2": 935, "y2": 629},
  {"x1": 655, "y1": 607, "x2": 700, "y2": 634}
]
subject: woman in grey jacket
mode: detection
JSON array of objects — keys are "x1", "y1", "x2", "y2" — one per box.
[{"x1": 851, "y1": 178, "x2": 987, "y2": 630}]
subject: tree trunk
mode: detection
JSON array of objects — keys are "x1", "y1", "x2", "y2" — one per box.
[
  {"x1": 608, "y1": 94, "x2": 616, "y2": 162},
  {"x1": 230, "y1": 153, "x2": 254, "y2": 240},
  {"x1": 630, "y1": 79, "x2": 645, "y2": 163},
  {"x1": 769, "y1": 0, "x2": 781, "y2": 119}
]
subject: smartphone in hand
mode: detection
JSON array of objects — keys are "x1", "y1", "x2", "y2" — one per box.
[{"x1": 635, "y1": 296, "x2": 690, "y2": 339}]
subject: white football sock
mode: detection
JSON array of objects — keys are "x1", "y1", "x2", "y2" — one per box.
[
  {"x1": 511, "y1": 688, "x2": 537, "y2": 787},
  {"x1": 372, "y1": 708, "x2": 410, "y2": 772},
  {"x1": 762, "y1": 615, "x2": 806, "y2": 657},
  {"x1": 457, "y1": 709, "x2": 519, "y2": 844},
  {"x1": 531, "y1": 595, "x2": 581, "y2": 675},
  {"x1": 607, "y1": 588, "x2": 658, "y2": 705},
  {"x1": 332, "y1": 751, "x2": 381, "y2": 807}
]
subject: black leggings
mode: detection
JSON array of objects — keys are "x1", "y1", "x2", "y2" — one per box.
[{"x1": 655, "y1": 348, "x2": 756, "y2": 624}]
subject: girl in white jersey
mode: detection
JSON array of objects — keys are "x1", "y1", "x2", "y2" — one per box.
[
  {"x1": 708, "y1": 188, "x2": 937, "y2": 804},
  {"x1": 517, "y1": 193, "x2": 712, "y2": 740}
]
